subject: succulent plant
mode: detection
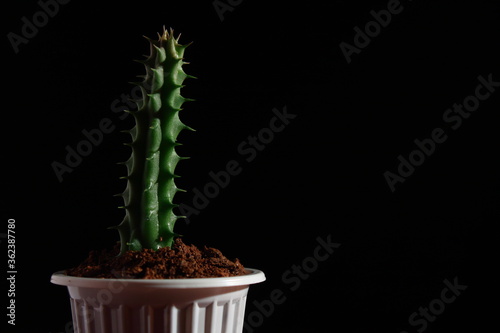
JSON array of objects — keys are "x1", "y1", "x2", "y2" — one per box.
[{"x1": 112, "y1": 28, "x2": 195, "y2": 254}]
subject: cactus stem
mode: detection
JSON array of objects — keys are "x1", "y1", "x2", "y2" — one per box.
[{"x1": 113, "y1": 28, "x2": 194, "y2": 254}]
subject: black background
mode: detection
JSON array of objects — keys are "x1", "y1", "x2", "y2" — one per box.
[{"x1": 2, "y1": 0, "x2": 499, "y2": 332}]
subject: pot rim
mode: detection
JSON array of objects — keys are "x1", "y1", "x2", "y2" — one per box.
[{"x1": 51, "y1": 268, "x2": 265, "y2": 289}]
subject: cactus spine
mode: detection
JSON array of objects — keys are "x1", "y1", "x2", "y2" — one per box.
[{"x1": 113, "y1": 28, "x2": 194, "y2": 254}]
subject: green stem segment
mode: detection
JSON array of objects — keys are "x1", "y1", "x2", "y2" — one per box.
[{"x1": 113, "y1": 28, "x2": 194, "y2": 254}]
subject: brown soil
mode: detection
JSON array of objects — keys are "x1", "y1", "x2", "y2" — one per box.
[{"x1": 66, "y1": 238, "x2": 246, "y2": 279}]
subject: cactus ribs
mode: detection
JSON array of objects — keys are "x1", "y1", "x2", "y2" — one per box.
[{"x1": 112, "y1": 28, "x2": 195, "y2": 254}]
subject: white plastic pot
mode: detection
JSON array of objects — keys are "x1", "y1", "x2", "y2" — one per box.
[{"x1": 51, "y1": 268, "x2": 265, "y2": 333}]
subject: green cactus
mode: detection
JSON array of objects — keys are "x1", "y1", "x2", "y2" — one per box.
[{"x1": 112, "y1": 28, "x2": 195, "y2": 254}]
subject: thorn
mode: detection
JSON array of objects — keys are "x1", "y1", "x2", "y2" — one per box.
[
  {"x1": 182, "y1": 41, "x2": 194, "y2": 49},
  {"x1": 152, "y1": 44, "x2": 163, "y2": 53}
]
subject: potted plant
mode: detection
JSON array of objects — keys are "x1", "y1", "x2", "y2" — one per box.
[{"x1": 51, "y1": 27, "x2": 265, "y2": 333}]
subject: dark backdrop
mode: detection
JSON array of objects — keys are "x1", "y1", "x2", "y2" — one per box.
[{"x1": 3, "y1": 0, "x2": 499, "y2": 332}]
